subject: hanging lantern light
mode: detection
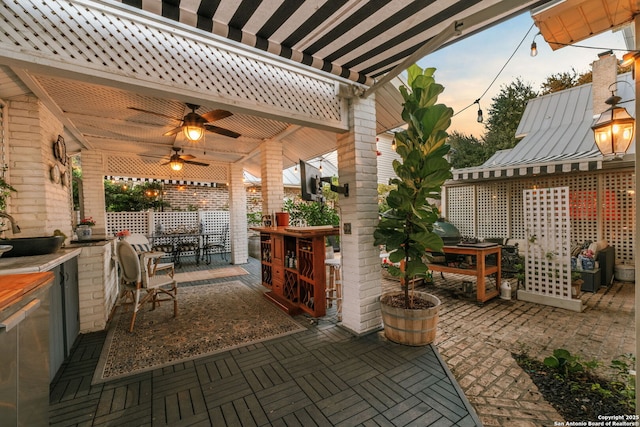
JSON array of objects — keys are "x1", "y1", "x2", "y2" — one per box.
[{"x1": 591, "y1": 89, "x2": 635, "y2": 157}]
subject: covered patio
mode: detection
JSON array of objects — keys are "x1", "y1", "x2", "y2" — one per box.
[
  {"x1": 0, "y1": 0, "x2": 557, "y2": 337},
  {"x1": 49, "y1": 257, "x2": 634, "y2": 426},
  {"x1": 0, "y1": 0, "x2": 639, "y2": 425}
]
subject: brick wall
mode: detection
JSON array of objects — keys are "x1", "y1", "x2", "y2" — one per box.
[
  {"x1": 77, "y1": 242, "x2": 117, "y2": 332},
  {"x1": 162, "y1": 184, "x2": 230, "y2": 211},
  {"x1": 7, "y1": 95, "x2": 73, "y2": 238},
  {"x1": 158, "y1": 183, "x2": 299, "y2": 213}
]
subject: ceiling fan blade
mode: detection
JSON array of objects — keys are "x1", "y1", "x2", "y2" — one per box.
[
  {"x1": 204, "y1": 124, "x2": 241, "y2": 138},
  {"x1": 179, "y1": 154, "x2": 196, "y2": 160},
  {"x1": 200, "y1": 109, "x2": 233, "y2": 123},
  {"x1": 184, "y1": 160, "x2": 209, "y2": 167},
  {"x1": 160, "y1": 161, "x2": 170, "y2": 165},
  {"x1": 163, "y1": 126, "x2": 183, "y2": 136},
  {"x1": 128, "y1": 107, "x2": 181, "y2": 121}
]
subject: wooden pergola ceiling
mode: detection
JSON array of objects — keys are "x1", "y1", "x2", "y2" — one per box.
[{"x1": 532, "y1": 0, "x2": 640, "y2": 49}]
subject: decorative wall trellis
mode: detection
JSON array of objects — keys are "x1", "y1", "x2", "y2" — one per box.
[
  {"x1": 106, "y1": 156, "x2": 230, "y2": 183},
  {"x1": 601, "y1": 173, "x2": 636, "y2": 262},
  {"x1": 523, "y1": 187, "x2": 572, "y2": 299},
  {"x1": 445, "y1": 169, "x2": 635, "y2": 263},
  {"x1": 0, "y1": 0, "x2": 343, "y2": 126},
  {"x1": 476, "y1": 182, "x2": 509, "y2": 239},
  {"x1": 447, "y1": 186, "x2": 475, "y2": 237}
]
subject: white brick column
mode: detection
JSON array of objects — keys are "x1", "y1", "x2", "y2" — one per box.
[
  {"x1": 7, "y1": 95, "x2": 73, "y2": 238},
  {"x1": 260, "y1": 139, "x2": 284, "y2": 218},
  {"x1": 337, "y1": 94, "x2": 382, "y2": 335},
  {"x1": 79, "y1": 150, "x2": 107, "y2": 235},
  {"x1": 229, "y1": 163, "x2": 248, "y2": 264}
]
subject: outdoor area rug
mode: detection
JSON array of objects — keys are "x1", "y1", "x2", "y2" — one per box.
[
  {"x1": 92, "y1": 280, "x2": 305, "y2": 383},
  {"x1": 172, "y1": 266, "x2": 248, "y2": 283}
]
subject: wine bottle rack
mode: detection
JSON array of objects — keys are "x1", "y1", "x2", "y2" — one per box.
[
  {"x1": 283, "y1": 270, "x2": 298, "y2": 302},
  {"x1": 254, "y1": 227, "x2": 337, "y2": 317},
  {"x1": 299, "y1": 279, "x2": 315, "y2": 312},
  {"x1": 261, "y1": 263, "x2": 272, "y2": 288}
]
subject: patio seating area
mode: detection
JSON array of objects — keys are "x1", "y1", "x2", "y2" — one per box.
[{"x1": 49, "y1": 256, "x2": 634, "y2": 426}]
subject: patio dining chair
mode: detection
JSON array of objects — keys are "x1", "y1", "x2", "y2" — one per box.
[
  {"x1": 116, "y1": 240, "x2": 178, "y2": 332},
  {"x1": 202, "y1": 224, "x2": 229, "y2": 264},
  {"x1": 124, "y1": 233, "x2": 174, "y2": 275}
]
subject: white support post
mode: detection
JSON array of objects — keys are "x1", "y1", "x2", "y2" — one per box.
[
  {"x1": 260, "y1": 140, "x2": 284, "y2": 220},
  {"x1": 337, "y1": 94, "x2": 382, "y2": 335},
  {"x1": 79, "y1": 150, "x2": 107, "y2": 235},
  {"x1": 229, "y1": 163, "x2": 248, "y2": 264}
]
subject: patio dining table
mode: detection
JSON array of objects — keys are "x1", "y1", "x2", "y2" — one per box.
[{"x1": 149, "y1": 232, "x2": 208, "y2": 267}]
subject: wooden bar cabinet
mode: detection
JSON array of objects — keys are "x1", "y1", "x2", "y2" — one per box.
[{"x1": 252, "y1": 226, "x2": 339, "y2": 317}]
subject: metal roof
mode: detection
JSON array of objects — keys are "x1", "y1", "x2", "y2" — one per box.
[{"x1": 451, "y1": 71, "x2": 636, "y2": 181}]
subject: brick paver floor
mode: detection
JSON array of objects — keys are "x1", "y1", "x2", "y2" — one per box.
[{"x1": 396, "y1": 273, "x2": 635, "y2": 426}]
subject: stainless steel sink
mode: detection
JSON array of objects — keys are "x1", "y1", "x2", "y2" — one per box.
[{"x1": 0, "y1": 236, "x2": 65, "y2": 257}]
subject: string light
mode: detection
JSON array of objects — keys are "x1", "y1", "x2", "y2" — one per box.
[
  {"x1": 453, "y1": 23, "x2": 535, "y2": 120},
  {"x1": 530, "y1": 32, "x2": 541, "y2": 57},
  {"x1": 475, "y1": 99, "x2": 483, "y2": 123}
]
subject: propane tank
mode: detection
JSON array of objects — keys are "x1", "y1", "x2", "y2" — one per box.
[{"x1": 500, "y1": 280, "x2": 512, "y2": 300}]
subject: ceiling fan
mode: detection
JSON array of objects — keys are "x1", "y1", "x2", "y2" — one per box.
[
  {"x1": 129, "y1": 103, "x2": 241, "y2": 141},
  {"x1": 162, "y1": 147, "x2": 209, "y2": 171}
]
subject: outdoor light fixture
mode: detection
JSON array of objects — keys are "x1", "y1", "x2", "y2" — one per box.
[
  {"x1": 169, "y1": 158, "x2": 184, "y2": 171},
  {"x1": 530, "y1": 32, "x2": 541, "y2": 57},
  {"x1": 591, "y1": 83, "x2": 635, "y2": 157},
  {"x1": 621, "y1": 51, "x2": 640, "y2": 68},
  {"x1": 475, "y1": 99, "x2": 483, "y2": 123},
  {"x1": 182, "y1": 115, "x2": 205, "y2": 141},
  {"x1": 391, "y1": 139, "x2": 397, "y2": 151}
]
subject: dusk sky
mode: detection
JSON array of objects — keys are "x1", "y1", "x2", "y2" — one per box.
[{"x1": 417, "y1": 12, "x2": 629, "y2": 138}]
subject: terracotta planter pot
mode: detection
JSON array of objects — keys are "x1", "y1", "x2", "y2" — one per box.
[{"x1": 380, "y1": 291, "x2": 440, "y2": 346}]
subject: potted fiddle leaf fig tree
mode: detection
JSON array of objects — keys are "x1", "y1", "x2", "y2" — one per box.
[{"x1": 373, "y1": 64, "x2": 453, "y2": 345}]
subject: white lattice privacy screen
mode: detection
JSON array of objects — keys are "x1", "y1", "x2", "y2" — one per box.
[
  {"x1": 106, "y1": 211, "x2": 230, "y2": 253},
  {"x1": 523, "y1": 187, "x2": 572, "y2": 299},
  {"x1": 446, "y1": 186, "x2": 475, "y2": 237},
  {"x1": 445, "y1": 169, "x2": 636, "y2": 263}
]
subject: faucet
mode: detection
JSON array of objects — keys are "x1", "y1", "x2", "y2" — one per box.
[{"x1": 0, "y1": 212, "x2": 21, "y2": 234}]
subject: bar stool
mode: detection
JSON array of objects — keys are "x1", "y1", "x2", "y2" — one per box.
[{"x1": 325, "y1": 258, "x2": 342, "y2": 320}]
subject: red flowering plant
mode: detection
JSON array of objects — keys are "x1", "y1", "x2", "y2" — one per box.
[
  {"x1": 116, "y1": 229, "x2": 130, "y2": 238},
  {"x1": 78, "y1": 217, "x2": 96, "y2": 227}
]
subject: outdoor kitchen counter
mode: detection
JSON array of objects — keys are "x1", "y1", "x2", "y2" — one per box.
[
  {"x1": 0, "y1": 248, "x2": 82, "y2": 275},
  {"x1": 0, "y1": 271, "x2": 54, "y2": 312}
]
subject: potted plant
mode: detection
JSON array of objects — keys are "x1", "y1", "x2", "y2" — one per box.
[
  {"x1": 76, "y1": 217, "x2": 96, "y2": 240},
  {"x1": 373, "y1": 64, "x2": 453, "y2": 346}
]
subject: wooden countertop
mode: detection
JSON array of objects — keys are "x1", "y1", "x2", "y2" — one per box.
[
  {"x1": 0, "y1": 272, "x2": 54, "y2": 312},
  {"x1": 251, "y1": 226, "x2": 339, "y2": 238}
]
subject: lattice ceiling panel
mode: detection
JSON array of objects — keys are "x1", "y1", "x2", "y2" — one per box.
[
  {"x1": 106, "y1": 156, "x2": 229, "y2": 183},
  {"x1": 1, "y1": 0, "x2": 343, "y2": 125}
]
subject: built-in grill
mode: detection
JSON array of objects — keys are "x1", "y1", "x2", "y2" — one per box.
[
  {"x1": 430, "y1": 220, "x2": 462, "y2": 264},
  {"x1": 433, "y1": 220, "x2": 461, "y2": 246}
]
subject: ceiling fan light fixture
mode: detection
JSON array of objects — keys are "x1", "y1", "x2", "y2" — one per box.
[
  {"x1": 182, "y1": 110, "x2": 205, "y2": 141},
  {"x1": 170, "y1": 158, "x2": 184, "y2": 171},
  {"x1": 183, "y1": 124, "x2": 204, "y2": 141}
]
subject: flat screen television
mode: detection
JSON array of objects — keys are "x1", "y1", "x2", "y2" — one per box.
[{"x1": 299, "y1": 160, "x2": 324, "y2": 202}]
